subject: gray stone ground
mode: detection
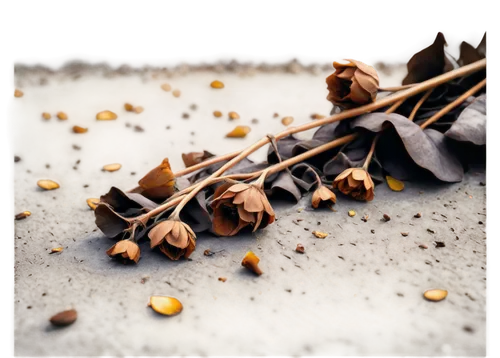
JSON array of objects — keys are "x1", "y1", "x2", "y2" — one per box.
[{"x1": 12, "y1": 64, "x2": 486, "y2": 356}]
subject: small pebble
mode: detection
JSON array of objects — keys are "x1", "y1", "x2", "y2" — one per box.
[
  {"x1": 295, "y1": 244, "x2": 305, "y2": 253},
  {"x1": 383, "y1": 214, "x2": 391, "y2": 221},
  {"x1": 414, "y1": 212, "x2": 422, "y2": 218},
  {"x1": 401, "y1": 232, "x2": 409, "y2": 237}
]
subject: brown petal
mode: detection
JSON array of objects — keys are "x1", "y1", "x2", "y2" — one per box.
[
  {"x1": 253, "y1": 211, "x2": 264, "y2": 232},
  {"x1": 354, "y1": 69, "x2": 379, "y2": 97},
  {"x1": 352, "y1": 168, "x2": 367, "y2": 181},
  {"x1": 365, "y1": 189, "x2": 375, "y2": 201},
  {"x1": 228, "y1": 183, "x2": 250, "y2": 193},
  {"x1": 347, "y1": 174, "x2": 361, "y2": 189},
  {"x1": 335, "y1": 168, "x2": 354, "y2": 182},
  {"x1": 346, "y1": 59, "x2": 379, "y2": 82},
  {"x1": 183, "y1": 237, "x2": 196, "y2": 259},
  {"x1": 226, "y1": 125, "x2": 250, "y2": 138},
  {"x1": 261, "y1": 196, "x2": 275, "y2": 217},
  {"x1": 181, "y1": 222, "x2": 196, "y2": 239},
  {"x1": 348, "y1": 79, "x2": 372, "y2": 104},
  {"x1": 386, "y1": 175, "x2": 405, "y2": 191},
  {"x1": 311, "y1": 190, "x2": 321, "y2": 208},
  {"x1": 232, "y1": 190, "x2": 250, "y2": 205},
  {"x1": 212, "y1": 210, "x2": 239, "y2": 236},
  {"x1": 237, "y1": 205, "x2": 256, "y2": 223},
  {"x1": 243, "y1": 193, "x2": 264, "y2": 213},
  {"x1": 126, "y1": 243, "x2": 140, "y2": 263},
  {"x1": 336, "y1": 67, "x2": 356, "y2": 80},
  {"x1": 149, "y1": 221, "x2": 175, "y2": 248}
]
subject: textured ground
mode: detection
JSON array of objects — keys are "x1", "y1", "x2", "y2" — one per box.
[{"x1": 12, "y1": 64, "x2": 486, "y2": 356}]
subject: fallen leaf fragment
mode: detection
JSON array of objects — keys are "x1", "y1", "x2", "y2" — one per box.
[
  {"x1": 50, "y1": 309, "x2": 77, "y2": 327},
  {"x1": 213, "y1": 110, "x2": 223, "y2": 118},
  {"x1": 42, "y1": 112, "x2": 51, "y2": 120},
  {"x1": 161, "y1": 83, "x2": 172, "y2": 92},
  {"x1": 72, "y1": 126, "x2": 88, "y2": 134},
  {"x1": 386, "y1": 175, "x2": 404, "y2": 191},
  {"x1": 228, "y1": 111, "x2": 240, "y2": 120},
  {"x1": 423, "y1": 289, "x2": 448, "y2": 302},
  {"x1": 348, "y1": 210, "x2": 356, "y2": 217},
  {"x1": 295, "y1": 244, "x2": 305, "y2": 253},
  {"x1": 122, "y1": 102, "x2": 144, "y2": 114},
  {"x1": 86, "y1": 198, "x2": 100, "y2": 210},
  {"x1": 210, "y1": 80, "x2": 224, "y2": 89},
  {"x1": 50, "y1": 247, "x2": 63, "y2": 254},
  {"x1": 15, "y1": 211, "x2": 31, "y2": 220},
  {"x1": 148, "y1": 296, "x2": 183, "y2": 316},
  {"x1": 172, "y1": 89, "x2": 181, "y2": 97},
  {"x1": 14, "y1": 89, "x2": 24, "y2": 97},
  {"x1": 241, "y1": 251, "x2": 262, "y2": 275},
  {"x1": 226, "y1": 125, "x2": 250, "y2": 138},
  {"x1": 281, "y1": 116, "x2": 294, "y2": 126},
  {"x1": 57, "y1": 112, "x2": 68, "y2": 120},
  {"x1": 102, "y1": 163, "x2": 122, "y2": 172},
  {"x1": 96, "y1": 110, "x2": 117, "y2": 120},
  {"x1": 37, "y1": 179, "x2": 60, "y2": 190},
  {"x1": 218, "y1": 277, "x2": 227, "y2": 282},
  {"x1": 312, "y1": 231, "x2": 328, "y2": 239}
]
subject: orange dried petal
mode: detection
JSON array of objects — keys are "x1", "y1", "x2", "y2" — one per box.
[
  {"x1": 161, "y1": 83, "x2": 172, "y2": 92},
  {"x1": 213, "y1": 110, "x2": 223, "y2": 118},
  {"x1": 386, "y1": 175, "x2": 404, "y2": 191},
  {"x1": 423, "y1": 289, "x2": 448, "y2": 302},
  {"x1": 124, "y1": 103, "x2": 134, "y2": 111},
  {"x1": 86, "y1": 198, "x2": 100, "y2": 210},
  {"x1": 241, "y1": 251, "x2": 262, "y2": 275},
  {"x1": 210, "y1": 80, "x2": 225, "y2": 89},
  {"x1": 42, "y1": 112, "x2": 51, "y2": 120},
  {"x1": 72, "y1": 125, "x2": 88, "y2": 134},
  {"x1": 226, "y1": 125, "x2": 250, "y2": 138},
  {"x1": 281, "y1": 116, "x2": 294, "y2": 126},
  {"x1": 172, "y1": 89, "x2": 181, "y2": 97},
  {"x1": 50, "y1": 247, "x2": 64, "y2": 253},
  {"x1": 312, "y1": 231, "x2": 328, "y2": 239},
  {"x1": 348, "y1": 210, "x2": 356, "y2": 217},
  {"x1": 37, "y1": 179, "x2": 60, "y2": 190},
  {"x1": 96, "y1": 110, "x2": 117, "y2": 120},
  {"x1": 14, "y1": 89, "x2": 24, "y2": 98},
  {"x1": 102, "y1": 163, "x2": 122, "y2": 172},
  {"x1": 149, "y1": 296, "x2": 183, "y2": 316},
  {"x1": 15, "y1": 211, "x2": 31, "y2": 220},
  {"x1": 57, "y1": 112, "x2": 68, "y2": 120},
  {"x1": 228, "y1": 111, "x2": 240, "y2": 120}
]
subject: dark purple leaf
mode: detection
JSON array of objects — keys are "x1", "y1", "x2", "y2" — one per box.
[
  {"x1": 352, "y1": 113, "x2": 464, "y2": 182},
  {"x1": 264, "y1": 171, "x2": 302, "y2": 202},
  {"x1": 445, "y1": 94, "x2": 486, "y2": 145},
  {"x1": 95, "y1": 203, "x2": 130, "y2": 238}
]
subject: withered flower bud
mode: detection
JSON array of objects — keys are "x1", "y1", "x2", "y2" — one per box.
[
  {"x1": 211, "y1": 182, "x2": 275, "y2": 236},
  {"x1": 311, "y1": 185, "x2": 337, "y2": 208},
  {"x1": 148, "y1": 220, "x2": 196, "y2": 260},
  {"x1": 106, "y1": 239, "x2": 140, "y2": 263},
  {"x1": 326, "y1": 59, "x2": 379, "y2": 109},
  {"x1": 332, "y1": 168, "x2": 375, "y2": 201}
]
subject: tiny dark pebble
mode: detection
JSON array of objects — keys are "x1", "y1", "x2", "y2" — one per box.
[
  {"x1": 251, "y1": 118, "x2": 259, "y2": 124},
  {"x1": 72, "y1": 166, "x2": 77, "y2": 170},
  {"x1": 304, "y1": 228, "x2": 309, "y2": 231},
  {"x1": 383, "y1": 214, "x2": 391, "y2": 222},
  {"x1": 427, "y1": 229, "x2": 435, "y2": 234},
  {"x1": 203, "y1": 249, "x2": 213, "y2": 256},
  {"x1": 401, "y1": 232, "x2": 409, "y2": 237},
  {"x1": 76, "y1": 159, "x2": 80, "y2": 165},
  {"x1": 14, "y1": 156, "x2": 21, "y2": 163},
  {"x1": 479, "y1": 182, "x2": 485, "y2": 186},
  {"x1": 414, "y1": 213, "x2": 422, "y2": 218},
  {"x1": 189, "y1": 104, "x2": 198, "y2": 110},
  {"x1": 45, "y1": 164, "x2": 51, "y2": 169},
  {"x1": 83, "y1": 184, "x2": 89, "y2": 188},
  {"x1": 478, "y1": 221, "x2": 483, "y2": 225},
  {"x1": 130, "y1": 172, "x2": 136, "y2": 176},
  {"x1": 273, "y1": 113, "x2": 279, "y2": 118},
  {"x1": 72, "y1": 144, "x2": 81, "y2": 150},
  {"x1": 295, "y1": 244, "x2": 305, "y2": 254},
  {"x1": 370, "y1": 229, "x2": 375, "y2": 234},
  {"x1": 418, "y1": 244, "x2": 428, "y2": 249},
  {"x1": 190, "y1": 131, "x2": 195, "y2": 136},
  {"x1": 125, "y1": 123, "x2": 131, "y2": 128},
  {"x1": 182, "y1": 113, "x2": 190, "y2": 119},
  {"x1": 463, "y1": 325, "x2": 474, "y2": 333},
  {"x1": 361, "y1": 215, "x2": 368, "y2": 222},
  {"x1": 134, "y1": 125, "x2": 144, "y2": 132},
  {"x1": 49, "y1": 309, "x2": 77, "y2": 327},
  {"x1": 434, "y1": 241, "x2": 445, "y2": 248},
  {"x1": 166, "y1": 125, "x2": 171, "y2": 130}
]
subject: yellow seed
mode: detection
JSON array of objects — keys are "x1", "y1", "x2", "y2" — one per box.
[
  {"x1": 15, "y1": 211, "x2": 31, "y2": 220},
  {"x1": 213, "y1": 110, "x2": 223, "y2": 118},
  {"x1": 96, "y1": 110, "x2": 117, "y2": 121},
  {"x1": 281, "y1": 116, "x2": 294, "y2": 126},
  {"x1": 228, "y1": 111, "x2": 240, "y2": 120},
  {"x1": 210, "y1": 80, "x2": 225, "y2": 89},
  {"x1": 161, "y1": 83, "x2": 172, "y2": 92},
  {"x1": 86, "y1": 198, "x2": 100, "y2": 210},
  {"x1": 312, "y1": 231, "x2": 328, "y2": 239},
  {"x1": 386, "y1": 175, "x2": 404, "y2": 191},
  {"x1": 50, "y1": 247, "x2": 64, "y2": 254},
  {"x1": 133, "y1": 106, "x2": 144, "y2": 114},
  {"x1": 42, "y1": 112, "x2": 51, "y2": 120},
  {"x1": 226, "y1": 125, "x2": 251, "y2": 138},
  {"x1": 348, "y1": 210, "x2": 356, "y2": 217},
  {"x1": 37, "y1": 179, "x2": 60, "y2": 190},
  {"x1": 124, "y1": 103, "x2": 134, "y2": 112},
  {"x1": 148, "y1": 296, "x2": 183, "y2": 316},
  {"x1": 423, "y1": 289, "x2": 448, "y2": 302},
  {"x1": 14, "y1": 89, "x2": 24, "y2": 97},
  {"x1": 72, "y1": 125, "x2": 88, "y2": 134},
  {"x1": 172, "y1": 89, "x2": 181, "y2": 97},
  {"x1": 102, "y1": 163, "x2": 122, "y2": 172},
  {"x1": 57, "y1": 112, "x2": 68, "y2": 120}
]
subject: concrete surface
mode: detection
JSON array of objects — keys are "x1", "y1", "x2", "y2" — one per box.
[{"x1": 12, "y1": 64, "x2": 486, "y2": 356}]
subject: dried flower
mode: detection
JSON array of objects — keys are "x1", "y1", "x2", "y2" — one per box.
[
  {"x1": 326, "y1": 59, "x2": 379, "y2": 109},
  {"x1": 333, "y1": 168, "x2": 375, "y2": 201},
  {"x1": 148, "y1": 220, "x2": 196, "y2": 260},
  {"x1": 211, "y1": 182, "x2": 275, "y2": 236},
  {"x1": 137, "y1": 158, "x2": 176, "y2": 199},
  {"x1": 106, "y1": 239, "x2": 140, "y2": 263},
  {"x1": 311, "y1": 185, "x2": 336, "y2": 208},
  {"x1": 241, "y1": 251, "x2": 262, "y2": 275}
]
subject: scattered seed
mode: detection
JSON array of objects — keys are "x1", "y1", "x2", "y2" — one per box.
[
  {"x1": 86, "y1": 198, "x2": 100, "y2": 210},
  {"x1": 423, "y1": 289, "x2": 448, "y2": 302},
  {"x1": 251, "y1": 118, "x2": 259, "y2": 124},
  {"x1": 383, "y1": 214, "x2": 391, "y2": 222},
  {"x1": 72, "y1": 126, "x2": 88, "y2": 134},
  {"x1": 172, "y1": 89, "x2": 181, "y2": 97},
  {"x1": 213, "y1": 110, "x2": 223, "y2": 118},
  {"x1": 133, "y1": 106, "x2": 144, "y2": 114},
  {"x1": 218, "y1": 277, "x2": 227, "y2": 282},
  {"x1": 210, "y1": 80, "x2": 224, "y2": 89},
  {"x1": 226, "y1": 125, "x2": 250, "y2": 138},
  {"x1": 273, "y1": 113, "x2": 279, "y2": 118},
  {"x1": 15, "y1": 211, "x2": 31, "y2": 220},
  {"x1": 414, "y1": 212, "x2": 422, "y2": 218},
  {"x1": 419, "y1": 244, "x2": 428, "y2": 249},
  {"x1": 14, "y1": 156, "x2": 21, "y2": 163},
  {"x1": 479, "y1": 181, "x2": 485, "y2": 186},
  {"x1": 49, "y1": 309, "x2": 77, "y2": 327},
  {"x1": 37, "y1": 179, "x2": 60, "y2": 190},
  {"x1": 434, "y1": 241, "x2": 446, "y2": 248},
  {"x1": 42, "y1": 112, "x2": 51, "y2": 120},
  {"x1": 134, "y1": 125, "x2": 144, "y2": 132},
  {"x1": 124, "y1": 103, "x2": 134, "y2": 111},
  {"x1": 50, "y1": 247, "x2": 63, "y2": 254},
  {"x1": 14, "y1": 89, "x2": 24, "y2": 97},
  {"x1": 96, "y1": 110, "x2": 117, "y2": 120},
  {"x1": 401, "y1": 232, "x2": 409, "y2": 237},
  {"x1": 161, "y1": 83, "x2": 171, "y2": 92},
  {"x1": 57, "y1": 112, "x2": 68, "y2": 120},
  {"x1": 241, "y1": 251, "x2": 263, "y2": 276},
  {"x1": 386, "y1": 175, "x2": 404, "y2": 191},
  {"x1": 281, "y1": 116, "x2": 294, "y2": 126},
  {"x1": 72, "y1": 144, "x2": 81, "y2": 150},
  {"x1": 102, "y1": 163, "x2": 122, "y2": 172},
  {"x1": 182, "y1": 113, "x2": 190, "y2": 119},
  {"x1": 228, "y1": 111, "x2": 240, "y2": 120},
  {"x1": 203, "y1": 249, "x2": 213, "y2": 256},
  {"x1": 295, "y1": 244, "x2": 305, "y2": 253},
  {"x1": 189, "y1": 104, "x2": 197, "y2": 110},
  {"x1": 361, "y1": 215, "x2": 369, "y2": 222},
  {"x1": 312, "y1": 231, "x2": 328, "y2": 239},
  {"x1": 427, "y1": 228, "x2": 435, "y2": 234},
  {"x1": 310, "y1": 113, "x2": 325, "y2": 120},
  {"x1": 148, "y1": 296, "x2": 183, "y2": 316},
  {"x1": 348, "y1": 210, "x2": 356, "y2": 217}
]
